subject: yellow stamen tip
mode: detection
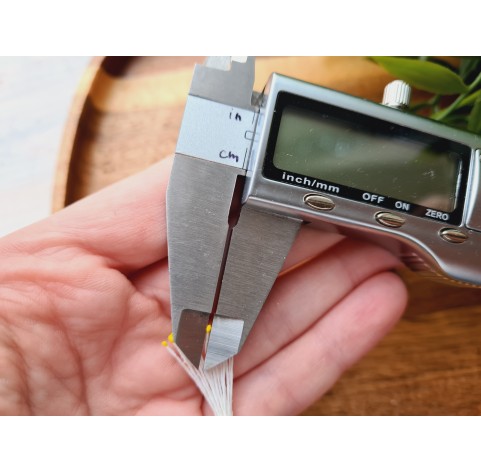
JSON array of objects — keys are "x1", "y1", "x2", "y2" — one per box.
[
  {"x1": 206, "y1": 324, "x2": 212, "y2": 333},
  {"x1": 168, "y1": 333, "x2": 174, "y2": 343},
  {"x1": 161, "y1": 341, "x2": 168, "y2": 347}
]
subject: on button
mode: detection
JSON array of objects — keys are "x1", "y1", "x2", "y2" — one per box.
[{"x1": 375, "y1": 212, "x2": 405, "y2": 228}]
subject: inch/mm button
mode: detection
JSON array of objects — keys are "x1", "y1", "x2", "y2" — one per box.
[
  {"x1": 375, "y1": 212, "x2": 405, "y2": 228},
  {"x1": 304, "y1": 194, "x2": 335, "y2": 211}
]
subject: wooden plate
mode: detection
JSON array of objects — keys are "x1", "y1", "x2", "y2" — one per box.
[{"x1": 54, "y1": 57, "x2": 481, "y2": 415}]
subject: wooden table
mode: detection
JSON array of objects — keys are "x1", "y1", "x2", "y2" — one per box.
[{"x1": 54, "y1": 57, "x2": 481, "y2": 415}]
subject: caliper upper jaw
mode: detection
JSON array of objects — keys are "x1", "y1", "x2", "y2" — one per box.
[{"x1": 190, "y1": 56, "x2": 256, "y2": 110}]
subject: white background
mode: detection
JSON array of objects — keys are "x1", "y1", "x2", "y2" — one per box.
[{"x1": 0, "y1": 57, "x2": 91, "y2": 236}]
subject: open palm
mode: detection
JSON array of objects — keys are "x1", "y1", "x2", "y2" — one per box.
[{"x1": 0, "y1": 158, "x2": 407, "y2": 415}]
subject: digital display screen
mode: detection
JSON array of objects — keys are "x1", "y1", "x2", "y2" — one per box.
[{"x1": 272, "y1": 106, "x2": 463, "y2": 213}]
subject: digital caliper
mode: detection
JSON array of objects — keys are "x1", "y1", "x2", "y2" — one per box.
[{"x1": 167, "y1": 56, "x2": 481, "y2": 370}]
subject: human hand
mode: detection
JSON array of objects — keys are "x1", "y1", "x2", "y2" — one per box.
[{"x1": 0, "y1": 157, "x2": 407, "y2": 415}]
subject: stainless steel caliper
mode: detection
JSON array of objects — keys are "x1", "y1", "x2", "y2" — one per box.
[{"x1": 167, "y1": 56, "x2": 481, "y2": 369}]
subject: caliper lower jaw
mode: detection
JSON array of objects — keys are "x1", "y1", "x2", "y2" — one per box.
[
  {"x1": 168, "y1": 152, "x2": 301, "y2": 370},
  {"x1": 203, "y1": 206, "x2": 301, "y2": 370},
  {"x1": 168, "y1": 158, "x2": 301, "y2": 370},
  {"x1": 167, "y1": 154, "x2": 244, "y2": 367}
]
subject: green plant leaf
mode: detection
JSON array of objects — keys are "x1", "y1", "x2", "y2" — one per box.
[
  {"x1": 458, "y1": 89, "x2": 481, "y2": 108},
  {"x1": 372, "y1": 57, "x2": 468, "y2": 95},
  {"x1": 459, "y1": 57, "x2": 481, "y2": 81},
  {"x1": 467, "y1": 97, "x2": 481, "y2": 134},
  {"x1": 441, "y1": 114, "x2": 469, "y2": 128}
]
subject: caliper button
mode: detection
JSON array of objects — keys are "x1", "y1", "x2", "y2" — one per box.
[
  {"x1": 439, "y1": 228, "x2": 468, "y2": 244},
  {"x1": 375, "y1": 212, "x2": 405, "y2": 228},
  {"x1": 304, "y1": 194, "x2": 335, "y2": 211}
]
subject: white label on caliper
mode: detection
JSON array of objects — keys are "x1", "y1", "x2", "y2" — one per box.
[{"x1": 176, "y1": 95, "x2": 255, "y2": 169}]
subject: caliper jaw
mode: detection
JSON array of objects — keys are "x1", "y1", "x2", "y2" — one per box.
[
  {"x1": 190, "y1": 56, "x2": 256, "y2": 110},
  {"x1": 167, "y1": 57, "x2": 300, "y2": 369},
  {"x1": 167, "y1": 155, "x2": 244, "y2": 367},
  {"x1": 203, "y1": 207, "x2": 300, "y2": 369},
  {"x1": 167, "y1": 57, "x2": 256, "y2": 368}
]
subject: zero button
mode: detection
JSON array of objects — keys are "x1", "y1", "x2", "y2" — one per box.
[{"x1": 440, "y1": 228, "x2": 468, "y2": 244}]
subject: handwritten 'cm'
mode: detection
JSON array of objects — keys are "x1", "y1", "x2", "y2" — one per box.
[{"x1": 219, "y1": 150, "x2": 239, "y2": 163}]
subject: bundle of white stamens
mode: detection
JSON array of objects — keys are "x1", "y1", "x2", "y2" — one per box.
[{"x1": 162, "y1": 330, "x2": 234, "y2": 416}]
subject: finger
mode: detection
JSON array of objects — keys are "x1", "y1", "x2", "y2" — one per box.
[
  {"x1": 131, "y1": 237, "x2": 400, "y2": 359},
  {"x1": 280, "y1": 225, "x2": 344, "y2": 275},
  {"x1": 0, "y1": 157, "x2": 173, "y2": 273},
  {"x1": 234, "y1": 239, "x2": 402, "y2": 377},
  {"x1": 234, "y1": 271, "x2": 408, "y2": 415},
  {"x1": 129, "y1": 259, "x2": 171, "y2": 319}
]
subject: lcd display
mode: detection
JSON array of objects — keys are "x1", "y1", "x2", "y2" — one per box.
[{"x1": 273, "y1": 106, "x2": 462, "y2": 212}]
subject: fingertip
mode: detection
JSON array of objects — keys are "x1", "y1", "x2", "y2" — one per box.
[
  {"x1": 327, "y1": 270, "x2": 409, "y2": 374},
  {"x1": 382, "y1": 270, "x2": 409, "y2": 318}
]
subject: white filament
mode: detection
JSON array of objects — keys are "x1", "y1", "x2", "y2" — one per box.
[{"x1": 166, "y1": 343, "x2": 234, "y2": 416}]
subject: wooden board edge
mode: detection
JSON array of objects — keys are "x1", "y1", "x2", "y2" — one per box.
[{"x1": 52, "y1": 56, "x2": 105, "y2": 212}]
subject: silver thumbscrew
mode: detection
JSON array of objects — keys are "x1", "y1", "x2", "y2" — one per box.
[{"x1": 382, "y1": 80, "x2": 412, "y2": 109}]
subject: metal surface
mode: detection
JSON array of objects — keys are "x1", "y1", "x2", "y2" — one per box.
[
  {"x1": 190, "y1": 56, "x2": 255, "y2": 110},
  {"x1": 304, "y1": 193, "x2": 335, "y2": 211},
  {"x1": 166, "y1": 154, "x2": 244, "y2": 366},
  {"x1": 382, "y1": 80, "x2": 412, "y2": 109},
  {"x1": 245, "y1": 74, "x2": 481, "y2": 286},
  {"x1": 168, "y1": 58, "x2": 481, "y2": 370},
  {"x1": 375, "y1": 212, "x2": 406, "y2": 228},
  {"x1": 176, "y1": 96, "x2": 255, "y2": 169},
  {"x1": 439, "y1": 228, "x2": 468, "y2": 244},
  {"x1": 204, "y1": 316, "x2": 245, "y2": 370},
  {"x1": 176, "y1": 309, "x2": 210, "y2": 365},
  {"x1": 212, "y1": 206, "x2": 301, "y2": 357},
  {"x1": 167, "y1": 56, "x2": 270, "y2": 368},
  {"x1": 466, "y1": 150, "x2": 481, "y2": 231}
]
